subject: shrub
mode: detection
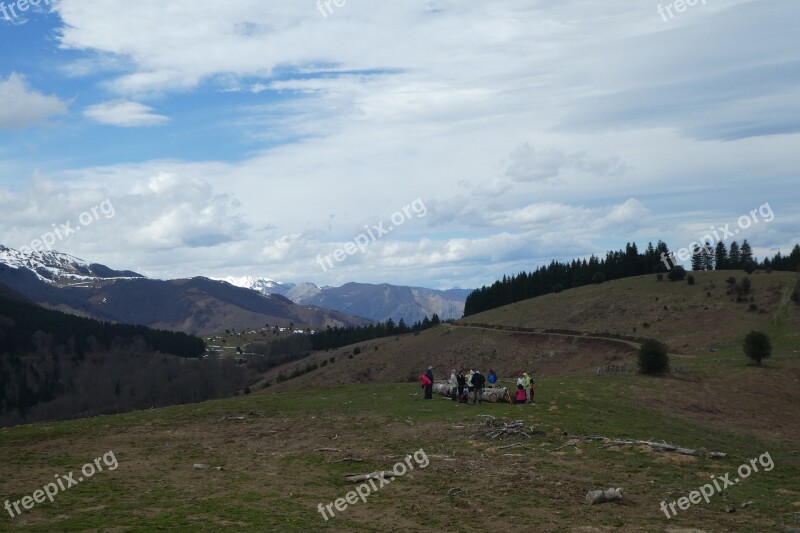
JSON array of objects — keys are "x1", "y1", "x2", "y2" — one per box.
[
  {"x1": 353, "y1": 347, "x2": 361, "y2": 355},
  {"x1": 687, "y1": 275, "x2": 695, "y2": 285},
  {"x1": 320, "y1": 360, "x2": 328, "y2": 367},
  {"x1": 726, "y1": 276, "x2": 736, "y2": 285},
  {"x1": 741, "y1": 277, "x2": 751, "y2": 294},
  {"x1": 592, "y1": 272, "x2": 605, "y2": 284},
  {"x1": 656, "y1": 273, "x2": 664, "y2": 281},
  {"x1": 243, "y1": 386, "x2": 251, "y2": 395},
  {"x1": 329, "y1": 357, "x2": 336, "y2": 363},
  {"x1": 552, "y1": 284, "x2": 563, "y2": 293},
  {"x1": 743, "y1": 260, "x2": 757, "y2": 274},
  {"x1": 667, "y1": 266, "x2": 686, "y2": 281},
  {"x1": 743, "y1": 331, "x2": 771, "y2": 366},
  {"x1": 748, "y1": 303, "x2": 758, "y2": 312},
  {"x1": 638, "y1": 339, "x2": 670, "y2": 375}
]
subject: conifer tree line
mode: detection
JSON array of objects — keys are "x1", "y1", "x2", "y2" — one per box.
[
  {"x1": 0, "y1": 288, "x2": 247, "y2": 425},
  {"x1": 464, "y1": 241, "x2": 800, "y2": 317},
  {"x1": 311, "y1": 314, "x2": 442, "y2": 351},
  {"x1": 0, "y1": 292, "x2": 206, "y2": 358}
]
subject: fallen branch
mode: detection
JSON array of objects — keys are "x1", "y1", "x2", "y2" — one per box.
[
  {"x1": 598, "y1": 438, "x2": 726, "y2": 458},
  {"x1": 315, "y1": 447, "x2": 342, "y2": 452},
  {"x1": 472, "y1": 418, "x2": 546, "y2": 440},
  {"x1": 329, "y1": 457, "x2": 363, "y2": 464},
  {"x1": 496, "y1": 442, "x2": 532, "y2": 450},
  {"x1": 345, "y1": 471, "x2": 397, "y2": 483},
  {"x1": 549, "y1": 443, "x2": 578, "y2": 452}
]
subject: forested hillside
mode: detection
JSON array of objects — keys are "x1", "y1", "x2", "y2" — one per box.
[
  {"x1": 0, "y1": 285, "x2": 248, "y2": 425},
  {"x1": 465, "y1": 241, "x2": 800, "y2": 316}
]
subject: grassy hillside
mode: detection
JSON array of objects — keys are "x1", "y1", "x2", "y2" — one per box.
[
  {"x1": 463, "y1": 270, "x2": 800, "y2": 354},
  {"x1": 2, "y1": 270, "x2": 798, "y2": 531},
  {"x1": 1, "y1": 377, "x2": 798, "y2": 531}
]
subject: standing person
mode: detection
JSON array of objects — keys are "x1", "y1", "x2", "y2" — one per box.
[
  {"x1": 456, "y1": 370, "x2": 466, "y2": 397},
  {"x1": 516, "y1": 371, "x2": 525, "y2": 391},
  {"x1": 528, "y1": 372, "x2": 535, "y2": 402},
  {"x1": 522, "y1": 372, "x2": 531, "y2": 403},
  {"x1": 424, "y1": 366, "x2": 434, "y2": 400},
  {"x1": 487, "y1": 369, "x2": 497, "y2": 385},
  {"x1": 515, "y1": 384, "x2": 527, "y2": 404},
  {"x1": 467, "y1": 369, "x2": 475, "y2": 404},
  {"x1": 419, "y1": 371, "x2": 432, "y2": 398},
  {"x1": 471, "y1": 370, "x2": 486, "y2": 405},
  {"x1": 448, "y1": 369, "x2": 458, "y2": 401}
]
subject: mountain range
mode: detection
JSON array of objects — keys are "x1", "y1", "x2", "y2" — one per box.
[
  {"x1": 215, "y1": 276, "x2": 471, "y2": 323},
  {"x1": 0, "y1": 245, "x2": 368, "y2": 334}
]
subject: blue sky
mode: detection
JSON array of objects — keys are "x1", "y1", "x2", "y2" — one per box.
[{"x1": 0, "y1": 0, "x2": 798, "y2": 289}]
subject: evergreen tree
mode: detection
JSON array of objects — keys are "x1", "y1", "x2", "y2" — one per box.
[
  {"x1": 714, "y1": 241, "x2": 728, "y2": 270},
  {"x1": 740, "y1": 239, "x2": 753, "y2": 265},
  {"x1": 691, "y1": 243, "x2": 704, "y2": 271},
  {"x1": 729, "y1": 241, "x2": 741, "y2": 269},
  {"x1": 702, "y1": 240, "x2": 715, "y2": 271}
]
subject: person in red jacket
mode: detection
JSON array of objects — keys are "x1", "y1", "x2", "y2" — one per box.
[
  {"x1": 420, "y1": 366, "x2": 433, "y2": 400},
  {"x1": 515, "y1": 385, "x2": 527, "y2": 404}
]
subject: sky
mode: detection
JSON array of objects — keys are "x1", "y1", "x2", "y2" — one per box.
[{"x1": 0, "y1": 0, "x2": 797, "y2": 290}]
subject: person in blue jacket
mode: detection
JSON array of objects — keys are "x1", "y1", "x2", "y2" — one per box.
[{"x1": 487, "y1": 369, "x2": 497, "y2": 385}]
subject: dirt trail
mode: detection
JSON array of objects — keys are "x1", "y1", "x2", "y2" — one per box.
[{"x1": 455, "y1": 321, "x2": 640, "y2": 348}]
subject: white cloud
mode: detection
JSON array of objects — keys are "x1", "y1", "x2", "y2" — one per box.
[
  {"x1": 504, "y1": 143, "x2": 628, "y2": 183},
  {"x1": 83, "y1": 100, "x2": 169, "y2": 127},
  {"x1": 0, "y1": 73, "x2": 68, "y2": 129},
  {"x1": 0, "y1": 0, "x2": 796, "y2": 290}
]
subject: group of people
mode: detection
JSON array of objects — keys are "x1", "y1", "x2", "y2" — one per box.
[{"x1": 418, "y1": 367, "x2": 535, "y2": 404}]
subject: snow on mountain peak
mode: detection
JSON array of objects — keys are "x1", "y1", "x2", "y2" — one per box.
[
  {"x1": 0, "y1": 244, "x2": 142, "y2": 283},
  {"x1": 213, "y1": 276, "x2": 291, "y2": 295}
]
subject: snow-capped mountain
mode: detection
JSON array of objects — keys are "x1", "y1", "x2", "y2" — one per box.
[
  {"x1": 213, "y1": 276, "x2": 294, "y2": 296},
  {"x1": 0, "y1": 246, "x2": 367, "y2": 334},
  {"x1": 215, "y1": 274, "x2": 471, "y2": 323},
  {"x1": 0, "y1": 245, "x2": 142, "y2": 283}
]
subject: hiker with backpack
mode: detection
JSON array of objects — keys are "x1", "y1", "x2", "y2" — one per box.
[{"x1": 470, "y1": 370, "x2": 486, "y2": 405}]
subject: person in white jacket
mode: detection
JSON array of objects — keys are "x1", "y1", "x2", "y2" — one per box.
[{"x1": 448, "y1": 369, "x2": 458, "y2": 400}]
